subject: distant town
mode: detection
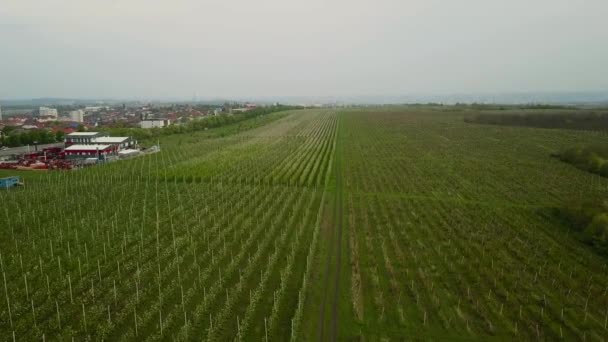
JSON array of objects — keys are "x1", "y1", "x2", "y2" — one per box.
[{"x1": 0, "y1": 101, "x2": 271, "y2": 148}]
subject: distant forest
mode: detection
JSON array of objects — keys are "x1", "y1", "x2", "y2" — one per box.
[{"x1": 465, "y1": 111, "x2": 608, "y2": 130}]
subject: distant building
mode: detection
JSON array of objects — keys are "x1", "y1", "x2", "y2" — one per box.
[
  {"x1": 140, "y1": 118, "x2": 170, "y2": 129},
  {"x1": 39, "y1": 107, "x2": 58, "y2": 118},
  {"x1": 64, "y1": 132, "x2": 108, "y2": 146},
  {"x1": 84, "y1": 106, "x2": 105, "y2": 112},
  {"x1": 69, "y1": 110, "x2": 84, "y2": 123}
]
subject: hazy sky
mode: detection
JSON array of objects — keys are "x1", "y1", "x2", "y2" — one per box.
[{"x1": 1, "y1": 0, "x2": 607, "y2": 99}]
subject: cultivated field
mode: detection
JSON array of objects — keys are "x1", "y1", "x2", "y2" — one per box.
[
  {"x1": 301, "y1": 108, "x2": 608, "y2": 340},
  {"x1": 0, "y1": 110, "x2": 337, "y2": 340},
  {"x1": 2, "y1": 107, "x2": 608, "y2": 340}
]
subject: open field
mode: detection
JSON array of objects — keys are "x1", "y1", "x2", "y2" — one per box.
[{"x1": 2, "y1": 107, "x2": 608, "y2": 340}]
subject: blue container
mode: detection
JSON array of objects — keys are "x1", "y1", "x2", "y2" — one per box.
[{"x1": 0, "y1": 177, "x2": 20, "y2": 189}]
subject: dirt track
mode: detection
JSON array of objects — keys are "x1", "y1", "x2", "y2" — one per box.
[{"x1": 331, "y1": 140, "x2": 343, "y2": 341}]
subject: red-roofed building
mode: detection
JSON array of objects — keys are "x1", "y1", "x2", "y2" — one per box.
[{"x1": 63, "y1": 144, "x2": 116, "y2": 159}]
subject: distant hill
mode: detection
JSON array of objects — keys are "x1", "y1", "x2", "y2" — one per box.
[
  {"x1": 0, "y1": 98, "x2": 113, "y2": 106},
  {"x1": 2, "y1": 91, "x2": 608, "y2": 106}
]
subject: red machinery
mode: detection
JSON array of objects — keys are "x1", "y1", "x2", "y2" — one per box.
[
  {"x1": 0, "y1": 163, "x2": 17, "y2": 170},
  {"x1": 1, "y1": 149, "x2": 74, "y2": 171}
]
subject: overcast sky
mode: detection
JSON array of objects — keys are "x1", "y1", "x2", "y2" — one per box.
[{"x1": 1, "y1": 0, "x2": 607, "y2": 99}]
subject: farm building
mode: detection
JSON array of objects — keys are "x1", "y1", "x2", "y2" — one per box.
[
  {"x1": 65, "y1": 133, "x2": 135, "y2": 151},
  {"x1": 64, "y1": 144, "x2": 115, "y2": 159},
  {"x1": 94, "y1": 136, "x2": 137, "y2": 150},
  {"x1": 64, "y1": 132, "x2": 108, "y2": 146}
]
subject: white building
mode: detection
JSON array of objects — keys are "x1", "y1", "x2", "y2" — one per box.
[
  {"x1": 64, "y1": 132, "x2": 135, "y2": 151},
  {"x1": 39, "y1": 107, "x2": 58, "y2": 118},
  {"x1": 64, "y1": 132, "x2": 108, "y2": 145},
  {"x1": 69, "y1": 110, "x2": 84, "y2": 123},
  {"x1": 140, "y1": 118, "x2": 171, "y2": 129}
]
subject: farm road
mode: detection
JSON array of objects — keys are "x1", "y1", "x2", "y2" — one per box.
[{"x1": 317, "y1": 114, "x2": 344, "y2": 341}]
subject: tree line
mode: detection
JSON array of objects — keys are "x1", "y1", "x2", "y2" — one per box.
[
  {"x1": 552, "y1": 200, "x2": 608, "y2": 256},
  {"x1": 465, "y1": 111, "x2": 608, "y2": 130},
  {"x1": 555, "y1": 145, "x2": 608, "y2": 178},
  {"x1": 0, "y1": 127, "x2": 65, "y2": 147}
]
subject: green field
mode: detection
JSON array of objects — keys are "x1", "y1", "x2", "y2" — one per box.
[{"x1": 1, "y1": 107, "x2": 608, "y2": 340}]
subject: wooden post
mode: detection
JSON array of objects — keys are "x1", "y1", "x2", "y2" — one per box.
[
  {"x1": 134, "y1": 307, "x2": 138, "y2": 337},
  {"x1": 82, "y1": 303, "x2": 87, "y2": 333},
  {"x1": 237, "y1": 316, "x2": 241, "y2": 339},
  {"x1": 68, "y1": 274, "x2": 73, "y2": 304},
  {"x1": 31, "y1": 299, "x2": 36, "y2": 328},
  {"x1": 56, "y1": 301, "x2": 61, "y2": 329},
  {"x1": 3, "y1": 272, "x2": 13, "y2": 328}
]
